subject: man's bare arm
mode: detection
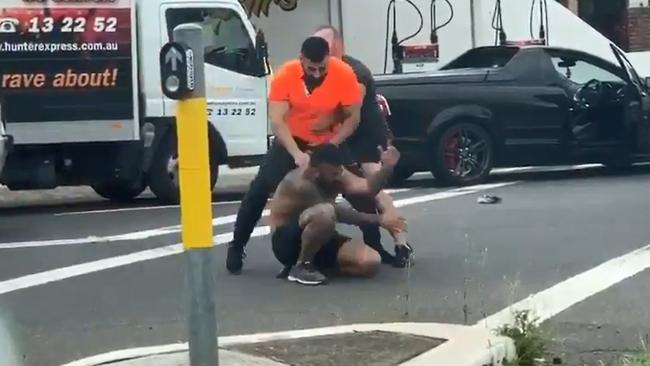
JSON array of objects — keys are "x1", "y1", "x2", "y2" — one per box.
[
  {"x1": 335, "y1": 204, "x2": 407, "y2": 234},
  {"x1": 270, "y1": 101, "x2": 302, "y2": 158},
  {"x1": 340, "y1": 164, "x2": 394, "y2": 197},
  {"x1": 334, "y1": 204, "x2": 379, "y2": 226}
]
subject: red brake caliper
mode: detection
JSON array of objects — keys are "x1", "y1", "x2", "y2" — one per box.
[{"x1": 444, "y1": 134, "x2": 460, "y2": 171}]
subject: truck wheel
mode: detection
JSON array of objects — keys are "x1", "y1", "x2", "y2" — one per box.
[
  {"x1": 430, "y1": 122, "x2": 494, "y2": 186},
  {"x1": 148, "y1": 131, "x2": 220, "y2": 204},
  {"x1": 92, "y1": 180, "x2": 146, "y2": 203}
]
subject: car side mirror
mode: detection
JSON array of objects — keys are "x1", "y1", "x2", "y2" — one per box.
[
  {"x1": 253, "y1": 29, "x2": 270, "y2": 77},
  {"x1": 645, "y1": 76, "x2": 650, "y2": 90}
]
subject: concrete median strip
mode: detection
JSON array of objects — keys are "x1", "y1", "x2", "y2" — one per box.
[{"x1": 59, "y1": 323, "x2": 515, "y2": 366}]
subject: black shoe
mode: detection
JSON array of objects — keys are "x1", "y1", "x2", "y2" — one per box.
[
  {"x1": 226, "y1": 242, "x2": 246, "y2": 275},
  {"x1": 287, "y1": 262, "x2": 327, "y2": 286},
  {"x1": 393, "y1": 243, "x2": 414, "y2": 268}
]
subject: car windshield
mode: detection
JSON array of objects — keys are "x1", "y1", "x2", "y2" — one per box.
[{"x1": 4, "y1": 2, "x2": 650, "y2": 366}]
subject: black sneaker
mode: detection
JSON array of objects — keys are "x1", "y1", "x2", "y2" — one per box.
[
  {"x1": 393, "y1": 243, "x2": 414, "y2": 268},
  {"x1": 226, "y1": 242, "x2": 246, "y2": 275},
  {"x1": 287, "y1": 262, "x2": 327, "y2": 286}
]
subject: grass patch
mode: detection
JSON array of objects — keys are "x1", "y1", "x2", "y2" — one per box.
[
  {"x1": 616, "y1": 353, "x2": 650, "y2": 366},
  {"x1": 497, "y1": 310, "x2": 547, "y2": 366}
]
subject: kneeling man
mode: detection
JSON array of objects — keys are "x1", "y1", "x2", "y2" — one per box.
[{"x1": 269, "y1": 143, "x2": 407, "y2": 286}]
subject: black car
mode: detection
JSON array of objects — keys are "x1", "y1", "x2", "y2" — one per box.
[{"x1": 376, "y1": 44, "x2": 650, "y2": 185}]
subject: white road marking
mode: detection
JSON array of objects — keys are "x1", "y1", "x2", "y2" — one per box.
[
  {"x1": 0, "y1": 212, "x2": 268, "y2": 250},
  {"x1": 55, "y1": 200, "x2": 244, "y2": 216},
  {"x1": 411, "y1": 164, "x2": 605, "y2": 179},
  {"x1": 0, "y1": 182, "x2": 516, "y2": 294},
  {"x1": 474, "y1": 243, "x2": 650, "y2": 331},
  {"x1": 0, "y1": 226, "x2": 271, "y2": 296},
  {"x1": 53, "y1": 188, "x2": 412, "y2": 216},
  {"x1": 0, "y1": 183, "x2": 505, "y2": 250}
]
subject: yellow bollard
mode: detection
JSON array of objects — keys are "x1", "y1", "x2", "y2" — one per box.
[{"x1": 160, "y1": 23, "x2": 217, "y2": 366}]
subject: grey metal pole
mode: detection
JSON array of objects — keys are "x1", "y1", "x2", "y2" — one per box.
[{"x1": 172, "y1": 23, "x2": 218, "y2": 366}]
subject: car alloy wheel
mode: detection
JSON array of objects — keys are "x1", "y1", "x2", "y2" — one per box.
[{"x1": 432, "y1": 122, "x2": 494, "y2": 186}]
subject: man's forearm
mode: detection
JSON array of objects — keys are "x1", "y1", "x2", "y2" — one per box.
[
  {"x1": 330, "y1": 107, "x2": 360, "y2": 145},
  {"x1": 335, "y1": 204, "x2": 379, "y2": 226},
  {"x1": 272, "y1": 119, "x2": 301, "y2": 157},
  {"x1": 367, "y1": 164, "x2": 394, "y2": 196}
]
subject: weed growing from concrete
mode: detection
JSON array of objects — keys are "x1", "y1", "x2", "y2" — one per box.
[{"x1": 498, "y1": 310, "x2": 547, "y2": 366}]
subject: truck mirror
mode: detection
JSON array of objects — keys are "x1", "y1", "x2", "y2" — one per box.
[
  {"x1": 159, "y1": 41, "x2": 195, "y2": 100},
  {"x1": 645, "y1": 77, "x2": 650, "y2": 90},
  {"x1": 254, "y1": 29, "x2": 270, "y2": 77}
]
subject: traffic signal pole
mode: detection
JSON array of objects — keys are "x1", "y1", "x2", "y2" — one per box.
[{"x1": 160, "y1": 23, "x2": 217, "y2": 366}]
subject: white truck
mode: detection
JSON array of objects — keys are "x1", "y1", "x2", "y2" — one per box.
[
  {"x1": 0, "y1": 0, "x2": 270, "y2": 203},
  {"x1": 252, "y1": 0, "x2": 650, "y2": 76}
]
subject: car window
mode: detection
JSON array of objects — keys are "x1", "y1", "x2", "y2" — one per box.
[
  {"x1": 441, "y1": 47, "x2": 519, "y2": 70},
  {"x1": 165, "y1": 7, "x2": 256, "y2": 76},
  {"x1": 548, "y1": 55, "x2": 623, "y2": 84}
]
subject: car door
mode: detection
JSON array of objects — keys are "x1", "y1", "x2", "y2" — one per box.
[
  {"x1": 161, "y1": 4, "x2": 269, "y2": 161},
  {"x1": 610, "y1": 44, "x2": 650, "y2": 153}
]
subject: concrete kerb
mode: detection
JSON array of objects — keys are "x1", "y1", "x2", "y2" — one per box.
[{"x1": 60, "y1": 322, "x2": 516, "y2": 366}]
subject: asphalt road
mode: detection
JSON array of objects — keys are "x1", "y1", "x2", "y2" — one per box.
[{"x1": 1, "y1": 166, "x2": 650, "y2": 366}]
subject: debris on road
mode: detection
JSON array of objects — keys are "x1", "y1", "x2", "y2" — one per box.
[{"x1": 478, "y1": 194, "x2": 502, "y2": 204}]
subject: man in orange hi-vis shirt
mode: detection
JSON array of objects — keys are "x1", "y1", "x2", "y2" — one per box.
[{"x1": 226, "y1": 36, "x2": 366, "y2": 274}]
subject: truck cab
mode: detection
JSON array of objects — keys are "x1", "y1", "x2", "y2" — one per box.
[{"x1": 0, "y1": 0, "x2": 270, "y2": 203}]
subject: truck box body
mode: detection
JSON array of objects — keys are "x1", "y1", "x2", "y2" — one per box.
[
  {"x1": 0, "y1": 0, "x2": 139, "y2": 144},
  {"x1": 0, "y1": 0, "x2": 269, "y2": 202},
  {"x1": 248, "y1": 0, "x2": 650, "y2": 76}
]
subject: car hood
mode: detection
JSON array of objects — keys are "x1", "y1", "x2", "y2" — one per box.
[{"x1": 374, "y1": 68, "x2": 492, "y2": 87}]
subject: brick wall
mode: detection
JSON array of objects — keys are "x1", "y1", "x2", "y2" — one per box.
[{"x1": 628, "y1": 7, "x2": 650, "y2": 51}]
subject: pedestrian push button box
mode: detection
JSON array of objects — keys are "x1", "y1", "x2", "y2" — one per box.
[{"x1": 159, "y1": 41, "x2": 195, "y2": 100}]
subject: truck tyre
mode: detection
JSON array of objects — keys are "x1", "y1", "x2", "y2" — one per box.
[
  {"x1": 430, "y1": 122, "x2": 494, "y2": 186},
  {"x1": 92, "y1": 180, "x2": 147, "y2": 203},
  {"x1": 148, "y1": 129, "x2": 220, "y2": 204}
]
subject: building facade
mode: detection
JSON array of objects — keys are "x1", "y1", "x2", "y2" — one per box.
[{"x1": 559, "y1": 0, "x2": 650, "y2": 51}]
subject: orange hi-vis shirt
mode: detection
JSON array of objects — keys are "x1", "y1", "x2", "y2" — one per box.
[{"x1": 268, "y1": 57, "x2": 362, "y2": 144}]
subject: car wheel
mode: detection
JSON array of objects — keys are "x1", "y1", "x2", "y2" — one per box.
[
  {"x1": 148, "y1": 131, "x2": 220, "y2": 204},
  {"x1": 92, "y1": 180, "x2": 147, "y2": 203},
  {"x1": 430, "y1": 122, "x2": 494, "y2": 186}
]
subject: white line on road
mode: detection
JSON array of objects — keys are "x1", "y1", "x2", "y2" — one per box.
[
  {"x1": 0, "y1": 182, "x2": 516, "y2": 295},
  {"x1": 0, "y1": 189, "x2": 414, "y2": 249},
  {"x1": 0, "y1": 226, "x2": 271, "y2": 296},
  {"x1": 474, "y1": 243, "x2": 650, "y2": 330},
  {"x1": 54, "y1": 200, "x2": 245, "y2": 216},
  {"x1": 53, "y1": 188, "x2": 413, "y2": 216}
]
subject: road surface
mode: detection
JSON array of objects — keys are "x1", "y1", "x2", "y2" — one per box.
[{"x1": 1, "y1": 166, "x2": 650, "y2": 366}]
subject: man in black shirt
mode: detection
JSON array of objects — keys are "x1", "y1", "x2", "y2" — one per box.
[{"x1": 312, "y1": 26, "x2": 413, "y2": 267}]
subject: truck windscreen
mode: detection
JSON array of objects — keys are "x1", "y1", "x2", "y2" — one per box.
[{"x1": 0, "y1": 3, "x2": 134, "y2": 123}]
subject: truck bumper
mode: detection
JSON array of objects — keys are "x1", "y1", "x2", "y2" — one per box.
[{"x1": 0, "y1": 134, "x2": 12, "y2": 174}]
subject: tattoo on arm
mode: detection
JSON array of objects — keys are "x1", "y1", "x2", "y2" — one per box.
[{"x1": 334, "y1": 204, "x2": 380, "y2": 226}]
